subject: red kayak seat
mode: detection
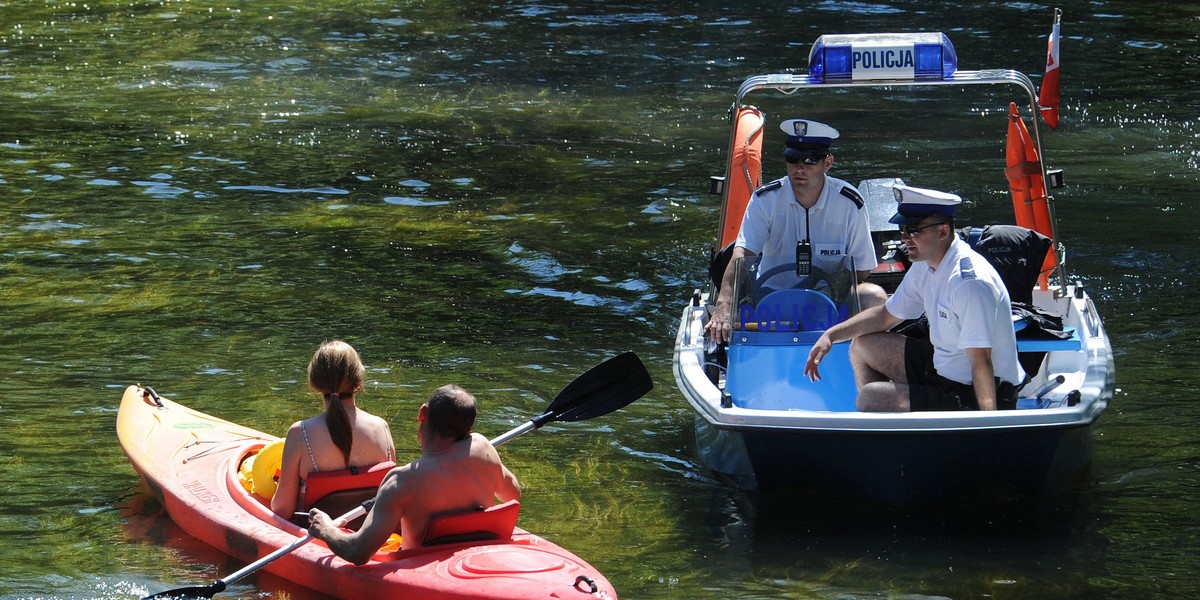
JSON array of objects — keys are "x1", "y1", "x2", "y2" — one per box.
[
  {"x1": 304, "y1": 461, "x2": 396, "y2": 529},
  {"x1": 423, "y1": 500, "x2": 520, "y2": 547}
]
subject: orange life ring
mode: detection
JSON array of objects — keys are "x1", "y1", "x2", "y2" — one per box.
[
  {"x1": 1005, "y1": 102, "x2": 1058, "y2": 288},
  {"x1": 717, "y1": 106, "x2": 765, "y2": 249}
]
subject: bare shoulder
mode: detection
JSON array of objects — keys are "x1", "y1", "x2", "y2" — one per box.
[
  {"x1": 468, "y1": 432, "x2": 496, "y2": 450},
  {"x1": 283, "y1": 419, "x2": 308, "y2": 438},
  {"x1": 294, "y1": 413, "x2": 326, "y2": 431},
  {"x1": 467, "y1": 433, "x2": 502, "y2": 460},
  {"x1": 360, "y1": 410, "x2": 392, "y2": 430},
  {"x1": 378, "y1": 462, "x2": 415, "y2": 496},
  {"x1": 360, "y1": 409, "x2": 387, "y2": 423}
]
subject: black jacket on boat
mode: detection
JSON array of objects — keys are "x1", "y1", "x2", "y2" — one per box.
[{"x1": 956, "y1": 224, "x2": 1053, "y2": 305}]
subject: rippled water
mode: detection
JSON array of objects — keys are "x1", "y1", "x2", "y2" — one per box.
[{"x1": 1, "y1": 1, "x2": 1198, "y2": 599}]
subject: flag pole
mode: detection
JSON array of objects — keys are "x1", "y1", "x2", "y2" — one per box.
[{"x1": 1038, "y1": 8, "x2": 1062, "y2": 129}]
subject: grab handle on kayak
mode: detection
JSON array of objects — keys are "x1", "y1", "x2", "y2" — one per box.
[
  {"x1": 141, "y1": 386, "x2": 164, "y2": 409},
  {"x1": 574, "y1": 575, "x2": 599, "y2": 594}
]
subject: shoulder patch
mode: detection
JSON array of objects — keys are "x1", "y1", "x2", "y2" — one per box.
[
  {"x1": 753, "y1": 180, "x2": 783, "y2": 196},
  {"x1": 960, "y1": 256, "x2": 976, "y2": 280},
  {"x1": 839, "y1": 185, "x2": 865, "y2": 209}
]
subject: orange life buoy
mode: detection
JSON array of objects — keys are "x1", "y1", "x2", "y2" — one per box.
[
  {"x1": 1005, "y1": 102, "x2": 1058, "y2": 288},
  {"x1": 717, "y1": 106, "x2": 765, "y2": 249}
]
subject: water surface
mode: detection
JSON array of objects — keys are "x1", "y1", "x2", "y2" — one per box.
[{"x1": 1, "y1": 1, "x2": 1198, "y2": 599}]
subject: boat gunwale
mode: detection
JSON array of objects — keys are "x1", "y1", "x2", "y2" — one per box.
[{"x1": 672, "y1": 293, "x2": 1112, "y2": 434}]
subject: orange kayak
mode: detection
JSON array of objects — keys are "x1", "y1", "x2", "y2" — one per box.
[{"x1": 117, "y1": 384, "x2": 617, "y2": 599}]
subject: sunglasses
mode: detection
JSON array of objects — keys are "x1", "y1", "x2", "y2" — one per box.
[
  {"x1": 785, "y1": 153, "x2": 828, "y2": 166},
  {"x1": 899, "y1": 221, "x2": 947, "y2": 237}
]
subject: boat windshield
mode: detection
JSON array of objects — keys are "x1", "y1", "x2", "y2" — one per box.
[{"x1": 728, "y1": 254, "x2": 859, "y2": 334}]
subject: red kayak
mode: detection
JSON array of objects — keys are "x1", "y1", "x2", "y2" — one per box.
[{"x1": 117, "y1": 384, "x2": 618, "y2": 599}]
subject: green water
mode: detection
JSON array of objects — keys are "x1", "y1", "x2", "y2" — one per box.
[{"x1": 2, "y1": 1, "x2": 1199, "y2": 598}]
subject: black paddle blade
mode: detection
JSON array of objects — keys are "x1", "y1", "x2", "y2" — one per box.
[
  {"x1": 142, "y1": 581, "x2": 223, "y2": 600},
  {"x1": 540, "y1": 351, "x2": 653, "y2": 425}
]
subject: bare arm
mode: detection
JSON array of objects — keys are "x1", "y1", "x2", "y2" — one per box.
[
  {"x1": 804, "y1": 304, "x2": 901, "y2": 381},
  {"x1": 475, "y1": 434, "x2": 520, "y2": 502},
  {"x1": 965, "y1": 347, "x2": 997, "y2": 411},
  {"x1": 309, "y1": 471, "x2": 405, "y2": 565},
  {"x1": 704, "y1": 246, "x2": 754, "y2": 345},
  {"x1": 496, "y1": 463, "x2": 521, "y2": 503},
  {"x1": 379, "y1": 417, "x2": 396, "y2": 462},
  {"x1": 270, "y1": 424, "x2": 304, "y2": 517}
]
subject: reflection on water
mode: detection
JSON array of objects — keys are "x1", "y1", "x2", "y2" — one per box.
[
  {"x1": 1, "y1": 1, "x2": 1199, "y2": 599},
  {"x1": 708, "y1": 488, "x2": 1108, "y2": 596}
]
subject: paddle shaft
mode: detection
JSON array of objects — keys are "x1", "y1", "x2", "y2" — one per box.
[
  {"x1": 212, "y1": 500, "x2": 375, "y2": 593},
  {"x1": 488, "y1": 352, "x2": 651, "y2": 445},
  {"x1": 488, "y1": 418, "x2": 539, "y2": 446},
  {"x1": 215, "y1": 536, "x2": 307, "y2": 593}
]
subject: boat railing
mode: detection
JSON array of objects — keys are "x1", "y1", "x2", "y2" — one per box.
[{"x1": 729, "y1": 58, "x2": 1064, "y2": 291}]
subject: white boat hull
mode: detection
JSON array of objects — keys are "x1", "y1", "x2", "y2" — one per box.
[{"x1": 673, "y1": 284, "x2": 1114, "y2": 503}]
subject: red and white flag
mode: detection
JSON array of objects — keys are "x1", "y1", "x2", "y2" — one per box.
[{"x1": 1038, "y1": 9, "x2": 1062, "y2": 129}]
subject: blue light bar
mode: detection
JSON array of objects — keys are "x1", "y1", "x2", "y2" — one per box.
[{"x1": 808, "y1": 32, "x2": 958, "y2": 82}]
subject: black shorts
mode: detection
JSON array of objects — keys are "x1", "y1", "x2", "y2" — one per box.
[{"x1": 903, "y1": 337, "x2": 1017, "y2": 411}]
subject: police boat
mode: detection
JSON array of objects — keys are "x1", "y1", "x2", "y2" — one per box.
[{"x1": 671, "y1": 32, "x2": 1115, "y2": 505}]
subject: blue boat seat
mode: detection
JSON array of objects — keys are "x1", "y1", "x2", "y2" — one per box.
[{"x1": 1015, "y1": 326, "x2": 1080, "y2": 352}]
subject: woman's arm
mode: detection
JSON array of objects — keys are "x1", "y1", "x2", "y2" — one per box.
[{"x1": 270, "y1": 423, "x2": 304, "y2": 517}]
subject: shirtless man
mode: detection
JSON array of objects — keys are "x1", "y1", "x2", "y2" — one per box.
[{"x1": 308, "y1": 384, "x2": 521, "y2": 564}]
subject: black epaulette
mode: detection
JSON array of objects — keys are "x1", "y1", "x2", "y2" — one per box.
[
  {"x1": 753, "y1": 180, "x2": 783, "y2": 196},
  {"x1": 839, "y1": 185, "x2": 865, "y2": 209}
]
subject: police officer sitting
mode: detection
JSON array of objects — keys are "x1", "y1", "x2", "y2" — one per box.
[
  {"x1": 803, "y1": 184, "x2": 1025, "y2": 411},
  {"x1": 706, "y1": 119, "x2": 886, "y2": 345}
]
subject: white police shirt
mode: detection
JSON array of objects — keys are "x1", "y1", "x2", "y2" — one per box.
[
  {"x1": 735, "y1": 175, "x2": 878, "y2": 282},
  {"x1": 885, "y1": 237, "x2": 1025, "y2": 386}
]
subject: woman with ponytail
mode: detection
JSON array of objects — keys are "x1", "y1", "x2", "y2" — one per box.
[{"x1": 271, "y1": 340, "x2": 395, "y2": 518}]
